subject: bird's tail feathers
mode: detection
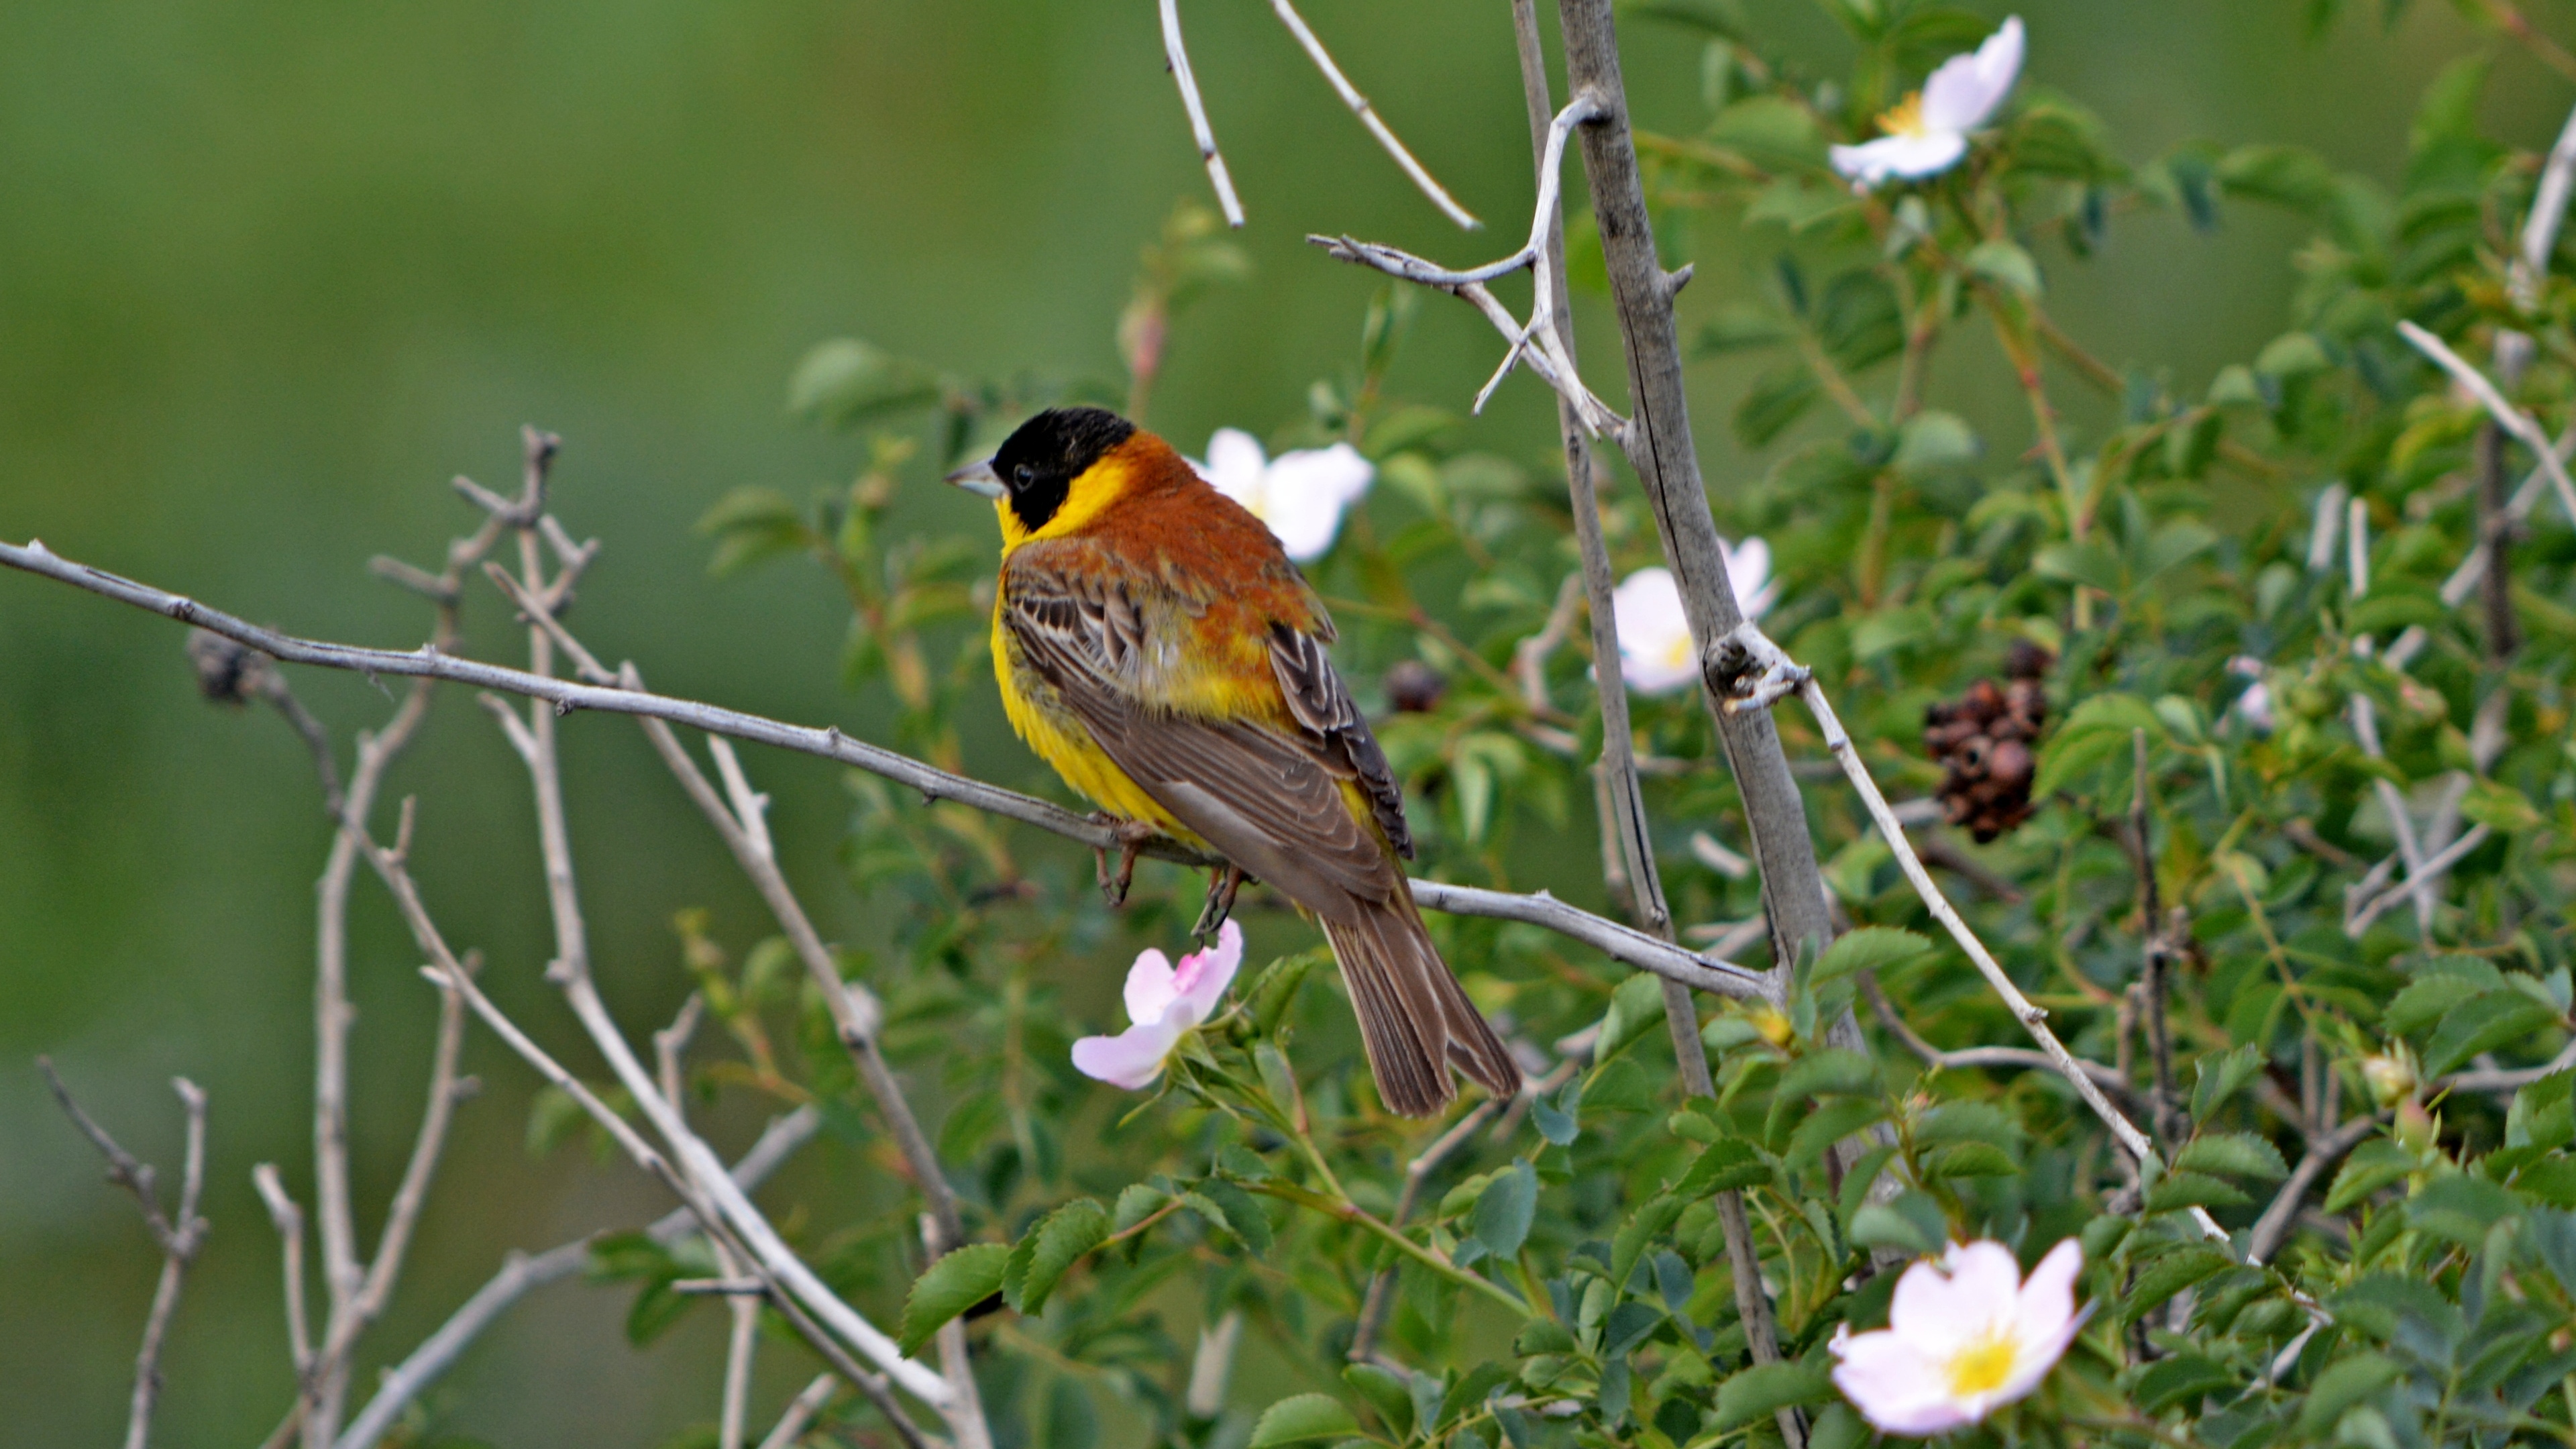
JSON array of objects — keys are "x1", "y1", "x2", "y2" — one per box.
[{"x1": 1322, "y1": 900, "x2": 1521, "y2": 1117}]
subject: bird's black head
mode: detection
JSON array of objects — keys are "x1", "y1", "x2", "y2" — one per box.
[{"x1": 987, "y1": 407, "x2": 1137, "y2": 535}]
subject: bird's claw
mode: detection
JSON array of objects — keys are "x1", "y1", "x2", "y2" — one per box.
[
  {"x1": 1192, "y1": 864, "x2": 1246, "y2": 939},
  {"x1": 1089, "y1": 814, "x2": 1158, "y2": 908}
]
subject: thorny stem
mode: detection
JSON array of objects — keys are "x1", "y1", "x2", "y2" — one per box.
[{"x1": 2131, "y1": 731, "x2": 2181, "y2": 1144}]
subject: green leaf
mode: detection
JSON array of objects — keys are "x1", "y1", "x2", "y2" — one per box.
[
  {"x1": 1112, "y1": 1183, "x2": 1169, "y2": 1235},
  {"x1": 1733, "y1": 364, "x2": 1819, "y2": 447},
  {"x1": 1584, "y1": 1055, "x2": 1655, "y2": 1115},
  {"x1": 2424, "y1": 991, "x2": 2561, "y2": 1077},
  {"x1": 2135, "y1": 1353, "x2": 2237, "y2": 1413},
  {"x1": 2190, "y1": 1044, "x2": 2267, "y2": 1120},
  {"x1": 1964, "y1": 239, "x2": 2042, "y2": 298},
  {"x1": 2176, "y1": 1132, "x2": 2290, "y2": 1181},
  {"x1": 1596, "y1": 973, "x2": 1669, "y2": 1065},
  {"x1": 1892, "y1": 411, "x2": 1979, "y2": 472},
  {"x1": 2145, "y1": 1171, "x2": 2252, "y2": 1213},
  {"x1": 2385, "y1": 975, "x2": 2484, "y2": 1038},
  {"x1": 1925, "y1": 1142, "x2": 2019, "y2": 1179},
  {"x1": 898, "y1": 1243, "x2": 1010, "y2": 1355},
  {"x1": 1849, "y1": 1190, "x2": 1948, "y2": 1256},
  {"x1": 2033, "y1": 724, "x2": 2131, "y2": 799},
  {"x1": 2298, "y1": 1352, "x2": 2399, "y2": 1436},
  {"x1": 1613, "y1": 1194, "x2": 1686, "y2": 1288},
  {"x1": 1774, "y1": 1048, "x2": 1878, "y2": 1100},
  {"x1": 1811, "y1": 927, "x2": 1933, "y2": 986},
  {"x1": 2121, "y1": 1246, "x2": 2231, "y2": 1326},
  {"x1": 1785, "y1": 1097, "x2": 1884, "y2": 1171},
  {"x1": 1194, "y1": 1179, "x2": 1275, "y2": 1252},
  {"x1": 2327, "y1": 1140, "x2": 2414, "y2": 1213},
  {"x1": 2461, "y1": 779, "x2": 2541, "y2": 834},
  {"x1": 787, "y1": 338, "x2": 945, "y2": 427},
  {"x1": 1247, "y1": 1393, "x2": 1360, "y2": 1446},
  {"x1": 1715, "y1": 1360, "x2": 1833, "y2": 1430},
  {"x1": 1474, "y1": 1160, "x2": 1540, "y2": 1260},
  {"x1": 1003, "y1": 1197, "x2": 1110, "y2": 1316},
  {"x1": 1673, "y1": 1138, "x2": 1772, "y2": 1196},
  {"x1": 1342, "y1": 1364, "x2": 1415, "y2": 1438}
]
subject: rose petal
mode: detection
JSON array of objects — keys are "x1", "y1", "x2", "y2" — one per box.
[
  {"x1": 1919, "y1": 16, "x2": 2023, "y2": 133},
  {"x1": 1252, "y1": 443, "x2": 1373, "y2": 561},
  {"x1": 1722, "y1": 535, "x2": 1776, "y2": 619},
  {"x1": 1612, "y1": 568, "x2": 1700, "y2": 694},
  {"x1": 1831, "y1": 131, "x2": 1969, "y2": 187},
  {"x1": 2012, "y1": 1237, "x2": 2084, "y2": 1348},
  {"x1": 1123, "y1": 949, "x2": 1179, "y2": 1026},
  {"x1": 1170, "y1": 920, "x2": 1244, "y2": 1025},
  {"x1": 1070, "y1": 1018, "x2": 1183, "y2": 1089},
  {"x1": 1888, "y1": 1240, "x2": 2022, "y2": 1348},
  {"x1": 1201, "y1": 429, "x2": 1269, "y2": 505},
  {"x1": 1830, "y1": 1326, "x2": 1978, "y2": 1436}
]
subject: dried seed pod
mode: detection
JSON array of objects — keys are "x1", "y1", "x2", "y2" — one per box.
[
  {"x1": 1383, "y1": 659, "x2": 1448, "y2": 714},
  {"x1": 1923, "y1": 655, "x2": 2051, "y2": 843}
]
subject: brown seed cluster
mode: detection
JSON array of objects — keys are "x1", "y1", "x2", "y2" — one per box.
[{"x1": 1925, "y1": 642, "x2": 2051, "y2": 843}]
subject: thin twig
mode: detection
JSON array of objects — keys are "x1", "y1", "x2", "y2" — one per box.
[
  {"x1": 1712, "y1": 626, "x2": 2237, "y2": 1252},
  {"x1": 757, "y1": 1375, "x2": 842, "y2": 1449},
  {"x1": 41, "y1": 1061, "x2": 210, "y2": 1449},
  {"x1": 2344, "y1": 824, "x2": 2493, "y2": 934},
  {"x1": 333, "y1": 1108, "x2": 830, "y2": 1449},
  {"x1": 2396, "y1": 319, "x2": 2576, "y2": 527},
  {"x1": 1861, "y1": 973, "x2": 2139, "y2": 1108},
  {"x1": 1159, "y1": 0, "x2": 1243, "y2": 227},
  {"x1": 252, "y1": 1165, "x2": 314, "y2": 1383},
  {"x1": 2248, "y1": 1113, "x2": 2383, "y2": 1265},
  {"x1": 1266, "y1": 0, "x2": 1477, "y2": 228},
  {"x1": 0, "y1": 535, "x2": 1766, "y2": 1002},
  {"x1": 484, "y1": 554, "x2": 972, "y2": 1249}
]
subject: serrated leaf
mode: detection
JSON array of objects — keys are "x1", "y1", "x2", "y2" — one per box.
[
  {"x1": 2135, "y1": 1353, "x2": 2237, "y2": 1413},
  {"x1": 2328, "y1": 1140, "x2": 2414, "y2": 1213},
  {"x1": 1474, "y1": 1160, "x2": 1540, "y2": 1260},
  {"x1": 1715, "y1": 1360, "x2": 1834, "y2": 1430},
  {"x1": 1674, "y1": 1138, "x2": 1772, "y2": 1197},
  {"x1": 898, "y1": 1243, "x2": 1010, "y2": 1355},
  {"x1": 1004, "y1": 1198, "x2": 1110, "y2": 1316},
  {"x1": 1849, "y1": 1190, "x2": 1948, "y2": 1256},
  {"x1": 2191, "y1": 1044, "x2": 2267, "y2": 1120},
  {"x1": 1786, "y1": 1097, "x2": 1884, "y2": 1171},
  {"x1": 2424, "y1": 991, "x2": 2561, "y2": 1077},
  {"x1": 1774, "y1": 1048, "x2": 1878, "y2": 1100},
  {"x1": 1596, "y1": 973, "x2": 1669, "y2": 1065},
  {"x1": 2176, "y1": 1132, "x2": 2290, "y2": 1181},
  {"x1": 1811, "y1": 927, "x2": 1933, "y2": 985},
  {"x1": 1925, "y1": 1142, "x2": 2019, "y2": 1179},
  {"x1": 2145, "y1": 1171, "x2": 2252, "y2": 1213},
  {"x1": 1342, "y1": 1364, "x2": 1415, "y2": 1438},
  {"x1": 1247, "y1": 1393, "x2": 1360, "y2": 1446},
  {"x1": 1964, "y1": 239, "x2": 2042, "y2": 298},
  {"x1": 2033, "y1": 724, "x2": 2131, "y2": 800},
  {"x1": 1194, "y1": 1179, "x2": 1275, "y2": 1252},
  {"x1": 2298, "y1": 1352, "x2": 2400, "y2": 1436},
  {"x1": 2385, "y1": 975, "x2": 2485, "y2": 1038},
  {"x1": 2121, "y1": 1246, "x2": 2231, "y2": 1326},
  {"x1": 1112, "y1": 1183, "x2": 1168, "y2": 1235}
]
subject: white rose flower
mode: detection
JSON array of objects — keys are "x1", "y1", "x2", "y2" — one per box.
[
  {"x1": 1830, "y1": 17, "x2": 2024, "y2": 191},
  {"x1": 1609, "y1": 540, "x2": 1775, "y2": 696},
  {"x1": 1192, "y1": 428, "x2": 1375, "y2": 562}
]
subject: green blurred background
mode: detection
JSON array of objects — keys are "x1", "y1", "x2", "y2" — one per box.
[{"x1": 0, "y1": 0, "x2": 2565, "y2": 1441}]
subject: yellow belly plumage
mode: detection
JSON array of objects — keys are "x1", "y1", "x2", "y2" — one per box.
[{"x1": 991, "y1": 614, "x2": 1208, "y2": 845}]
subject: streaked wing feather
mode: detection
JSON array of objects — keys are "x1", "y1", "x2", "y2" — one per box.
[{"x1": 1002, "y1": 550, "x2": 1393, "y2": 907}]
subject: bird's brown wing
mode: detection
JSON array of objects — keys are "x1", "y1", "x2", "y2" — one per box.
[{"x1": 1000, "y1": 545, "x2": 1396, "y2": 914}]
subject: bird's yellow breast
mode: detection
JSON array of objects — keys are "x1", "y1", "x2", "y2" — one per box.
[{"x1": 989, "y1": 610, "x2": 1208, "y2": 843}]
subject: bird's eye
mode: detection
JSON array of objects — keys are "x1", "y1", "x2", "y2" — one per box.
[{"x1": 1014, "y1": 464, "x2": 1036, "y2": 486}]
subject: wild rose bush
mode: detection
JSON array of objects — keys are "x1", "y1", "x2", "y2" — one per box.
[{"x1": 655, "y1": 3, "x2": 2576, "y2": 1445}]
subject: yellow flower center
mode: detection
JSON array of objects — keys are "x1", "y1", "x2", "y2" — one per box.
[
  {"x1": 1945, "y1": 1330, "x2": 2019, "y2": 1397},
  {"x1": 1877, "y1": 91, "x2": 1929, "y2": 138}
]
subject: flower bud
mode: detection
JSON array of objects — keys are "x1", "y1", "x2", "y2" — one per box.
[
  {"x1": 2395, "y1": 1098, "x2": 2438, "y2": 1153},
  {"x1": 2361, "y1": 1053, "x2": 2416, "y2": 1110}
]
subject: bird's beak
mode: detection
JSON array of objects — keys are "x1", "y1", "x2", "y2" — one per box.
[{"x1": 944, "y1": 457, "x2": 1006, "y2": 500}]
